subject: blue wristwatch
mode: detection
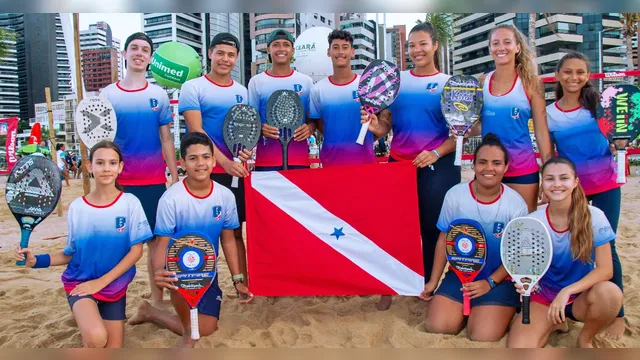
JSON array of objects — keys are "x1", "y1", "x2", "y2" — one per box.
[{"x1": 487, "y1": 277, "x2": 496, "y2": 289}]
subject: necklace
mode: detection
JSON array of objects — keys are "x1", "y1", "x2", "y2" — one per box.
[
  {"x1": 558, "y1": 98, "x2": 581, "y2": 120},
  {"x1": 473, "y1": 181, "x2": 503, "y2": 225}
]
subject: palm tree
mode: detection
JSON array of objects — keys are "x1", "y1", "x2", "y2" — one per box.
[
  {"x1": 529, "y1": 13, "x2": 537, "y2": 53},
  {"x1": 417, "y1": 14, "x2": 453, "y2": 72},
  {"x1": 622, "y1": 13, "x2": 640, "y2": 84}
]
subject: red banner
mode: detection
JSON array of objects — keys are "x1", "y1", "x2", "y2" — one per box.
[
  {"x1": 0, "y1": 117, "x2": 19, "y2": 175},
  {"x1": 541, "y1": 70, "x2": 640, "y2": 83}
]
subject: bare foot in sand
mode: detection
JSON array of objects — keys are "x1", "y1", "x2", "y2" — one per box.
[
  {"x1": 578, "y1": 334, "x2": 594, "y2": 348},
  {"x1": 603, "y1": 317, "x2": 625, "y2": 337},
  {"x1": 128, "y1": 300, "x2": 151, "y2": 325},
  {"x1": 377, "y1": 295, "x2": 392, "y2": 311}
]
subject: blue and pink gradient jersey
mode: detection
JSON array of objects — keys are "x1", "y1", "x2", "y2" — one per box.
[
  {"x1": 155, "y1": 179, "x2": 239, "y2": 255},
  {"x1": 529, "y1": 205, "x2": 615, "y2": 304},
  {"x1": 481, "y1": 71, "x2": 538, "y2": 177},
  {"x1": 547, "y1": 102, "x2": 623, "y2": 195},
  {"x1": 309, "y1": 74, "x2": 376, "y2": 167},
  {"x1": 248, "y1": 70, "x2": 313, "y2": 168},
  {"x1": 179, "y1": 75, "x2": 248, "y2": 174},
  {"x1": 61, "y1": 193, "x2": 153, "y2": 301},
  {"x1": 387, "y1": 70, "x2": 451, "y2": 161},
  {"x1": 101, "y1": 82, "x2": 173, "y2": 185}
]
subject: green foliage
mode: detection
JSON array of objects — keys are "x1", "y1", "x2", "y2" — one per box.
[{"x1": 416, "y1": 14, "x2": 453, "y2": 45}]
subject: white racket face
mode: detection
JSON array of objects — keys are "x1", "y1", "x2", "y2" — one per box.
[
  {"x1": 500, "y1": 217, "x2": 553, "y2": 296},
  {"x1": 74, "y1": 96, "x2": 117, "y2": 149}
]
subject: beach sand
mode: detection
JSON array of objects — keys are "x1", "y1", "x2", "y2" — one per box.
[{"x1": 0, "y1": 170, "x2": 638, "y2": 348}]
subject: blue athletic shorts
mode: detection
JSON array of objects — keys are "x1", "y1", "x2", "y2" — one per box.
[
  {"x1": 434, "y1": 270, "x2": 521, "y2": 308},
  {"x1": 67, "y1": 294, "x2": 127, "y2": 321},
  {"x1": 502, "y1": 171, "x2": 540, "y2": 185},
  {"x1": 123, "y1": 183, "x2": 166, "y2": 232},
  {"x1": 196, "y1": 277, "x2": 223, "y2": 319}
]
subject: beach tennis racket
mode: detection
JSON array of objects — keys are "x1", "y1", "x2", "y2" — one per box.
[
  {"x1": 166, "y1": 231, "x2": 217, "y2": 340},
  {"x1": 596, "y1": 84, "x2": 640, "y2": 183},
  {"x1": 356, "y1": 60, "x2": 401, "y2": 145},
  {"x1": 501, "y1": 217, "x2": 553, "y2": 324},
  {"x1": 445, "y1": 219, "x2": 487, "y2": 316},
  {"x1": 5, "y1": 156, "x2": 62, "y2": 266},
  {"x1": 266, "y1": 90, "x2": 305, "y2": 170},
  {"x1": 223, "y1": 104, "x2": 261, "y2": 188},
  {"x1": 74, "y1": 96, "x2": 117, "y2": 150},
  {"x1": 441, "y1": 75, "x2": 483, "y2": 166}
]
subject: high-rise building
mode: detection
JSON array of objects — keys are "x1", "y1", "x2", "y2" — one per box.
[
  {"x1": 0, "y1": 20, "x2": 19, "y2": 119},
  {"x1": 340, "y1": 14, "x2": 377, "y2": 74},
  {"x1": 81, "y1": 48, "x2": 119, "y2": 92},
  {"x1": 208, "y1": 13, "x2": 244, "y2": 83},
  {"x1": 0, "y1": 13, "x2": 71, "y2": 121},
  {"x1": 80, "y1": 21, "x2": 122, "y2": 80},
  {"x1": 386, "y1": 25, "x2": 406, "y2": 70}
]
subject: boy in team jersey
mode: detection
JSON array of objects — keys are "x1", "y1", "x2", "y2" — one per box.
[
  {"x1": 178, "y1": 32, "x2": 251, "y2": 286},
  {"x1": 100, "y1": 32, "x2": 179, "y2": 308},
  {"x1": 128, "y1": 132, "x2": 253, "y2": 348},
  {"x1": 247, "y1": 29, "x2": 316, "y2": 171}
]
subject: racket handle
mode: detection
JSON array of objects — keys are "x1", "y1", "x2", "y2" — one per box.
[
  {"x1": 16, "y1": 229, "x2": 32, "y2": 266},
  {"x1": 356, "y1": 121, "x2": 370, "y2": 145},
  {"x1": 231, "y1": 157, "x2": 241, "y2": 188},
  {"x1": 616, "y1": 149, "x2": 626, "y2": 183},
  {"x1": 454, "y1": 136, "x2": 463, "y2": 166},
  {"x1": 463, "y1": 288, "x2": 471, "y2": 316},
  {"x1": 522, "y1": 295, "x2": 531, "y2": 324},
  {"x1": 190, "y1": 308, "x2": 200, "y2": 340}
]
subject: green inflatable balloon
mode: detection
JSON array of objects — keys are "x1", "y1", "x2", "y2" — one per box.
[{"x1": 150, "y1": 42, "x2": 202, "y2": 89}]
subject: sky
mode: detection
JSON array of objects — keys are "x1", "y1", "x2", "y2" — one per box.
[{"x1": 76, "y1": 13, "x2": 426, "y2": 51}]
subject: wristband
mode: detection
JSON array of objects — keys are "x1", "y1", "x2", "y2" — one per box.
[
  {"x1": 486, "y1": 277, "x2": 496, "y2": 289},
  {"x1": 432, "y1": 149, "x2": 440, "y2": 159},
  {"x1": 33, "y1": 254, "x2": 51, "y2": 268},
  {"x1": 232, "y1": 274, "x2": 245, "y2": 282}
]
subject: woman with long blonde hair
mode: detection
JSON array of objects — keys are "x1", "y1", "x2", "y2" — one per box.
[
  {"x1": 467, "y1": 24, "x2": 553, "y2": 212},
  {"x1": 506, "y1": 156, "x2": 623, "y2": 348}
]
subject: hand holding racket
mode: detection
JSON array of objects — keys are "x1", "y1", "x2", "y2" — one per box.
[
  {"x1": 6, "y1": 156, "x2": 62, "y2": 266},
  {"x1": 356, "y1": 60, "x2": 400, "y2": 145},
  {"x1": 501, "y1": 217, "x2": 553, "y2": 324},
  {"x1": 596, "y1": 84, "x2": 640, "y2": 183},
  {"x1": 445, "y1": 219, "x2": 487, "y2": 316},
  {"x1": 74, "y1": 96, "x2": 117, "y2": 150},
  {"x1": 223, "y1": 104, "x2": 261, "y2": 188},
  {"x1": 441, "y1": 75, "x2": 483, "y2": 166},
  {"x1": 266, "y1": 90, "x2": 305, "y2": 170},
  {"x1": 166, "y1": 231, "x2": 217, "y2": 340}
]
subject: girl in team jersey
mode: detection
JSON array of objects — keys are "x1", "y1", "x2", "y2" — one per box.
[
  {"x1": 15, "y1": 141, "x2": 152, "y2": 348},
  {"x1": 507, "y1": 156, "x2": 623, "y2": 348},
  {"x1": 419, "y1": 133, "x2": 528, "y2": 341},
  {"x1": 545, "y1": 52, "x2": 625, "y2": 335},
  {"x1": 467, "y1": 24, "x2": 553, "y2": 213},
  {"x1": 361, "y1": 23, "x2": 459, "y2": 310}
]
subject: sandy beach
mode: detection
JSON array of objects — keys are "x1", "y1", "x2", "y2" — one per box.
[{"x1": 1, "y1": 169, "x2": 639, "y2": 348}]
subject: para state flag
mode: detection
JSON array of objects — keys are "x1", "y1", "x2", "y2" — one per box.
[{"x1": 245, "y1": 161, "x2": 424, "y2": 296}]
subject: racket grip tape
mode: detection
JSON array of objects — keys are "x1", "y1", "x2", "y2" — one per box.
[
  {"x1": 190, "y1": 308, "x2": 200, "y2": 340},
  {"x1": 454, "y1": 136, "x2": 463, "y2": 166},
  {"x1": 616, "y1": 150, "x2": 626, "y2": 184},
  {"x1": 231, "y1": 157, "x2": 241, "y2": 188},
  {"x1": 463, "y1": 288, "x2": 471, "y2": 316},
  {"x1": 522, "y1": 295, "x2": 531, "y2": 324},
  {"x1": 356, "y1": 121, "x2": 370, "y2": 145},
  {"x1": 16, "y1": 229, "x2": 32, "y2": 266}
]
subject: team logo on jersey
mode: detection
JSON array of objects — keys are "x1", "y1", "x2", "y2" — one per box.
[
  {"x1": 212, "y1": 205, "x2": 223, "y2": 220},
  {"x1": 426, "y1": 82, "x2": 439, "y2": 93},
  {"x1": 352, "y1": 90, "x2": 359, "y2": 102},
  {"x1": 116, "y1": 217, "x2": 127, "y2": 232},
  {"x1": 493, "y1": 222, "x2": 505, "y2": 238},
  {"x1": 293, "y1": 84, "x2": 303, "y2": 95},
  {"x1": 149, "y1": 98, "x2": 159, "y2": 111},
  {"x1": 235, "y1": 95, "x2": 243, "y2": 103},
  {"x1": 511, "y1": 107, "x2": 520, "y2": 119}
]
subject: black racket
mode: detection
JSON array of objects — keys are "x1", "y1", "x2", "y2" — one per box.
[
  {"x1": 223, "y1": 104, "x2": 261, "y2": 187},
  {"x1": 266, "y1": 90, "x2": 305, "y2": 170},
  {"x1": 356, "y1": 60, "x2": 401, "y2": 145},
  {"x1": 441, "y1": 75, "x2": 483, "y2": 166},
  {"x1": 166, "y1": 231, "x2": 217, "y2": 340},
  {"x1": 5, "y1": 156, "x2": 62, "y2": 266},
  {"x1": 596, "y1": 84, "x2": 640, "y2": 183}
]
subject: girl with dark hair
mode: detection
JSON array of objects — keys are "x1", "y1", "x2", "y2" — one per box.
[
  {"x1": 15, "y1": 140, "x2": 152, "y2": 348},
  {"x1": 507, "y1": 156, "x2": 623, "y2": 348},
  {"x1": 419, "y1": 133, "x2": 528, "y2": 341},
  {"x1": 545, "y1": 51, "x2": 625, "y2": 335},
  {"x1": 361, "y1": 22, "x2": 459, "y2": 310}
]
